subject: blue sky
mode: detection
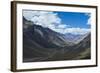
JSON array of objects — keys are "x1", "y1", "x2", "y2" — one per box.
[
  {"x1": 54, "y1": 11, "x2": 90, "y2": 29},
  {"x1": 23, "y1": 10, "x2": 91, "y2": 35}
]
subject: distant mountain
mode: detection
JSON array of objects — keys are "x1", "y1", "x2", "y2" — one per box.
[
  {"x1": 63, "y1": 33, "x2": 90, "y2": 44},
  {"x1": 63, "y1": 33, "x2": 83, "y2": 43},
  {"x1": 23, "y1": 17, "x2": 91, "y2": 62}
]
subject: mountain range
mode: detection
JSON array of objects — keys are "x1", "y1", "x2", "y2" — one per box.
[{"x1": 23, "y1": 17, "x2": 91, "y2": 62}]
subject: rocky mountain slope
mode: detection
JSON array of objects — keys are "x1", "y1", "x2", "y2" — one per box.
[{"x1": 23, "y1": 17, "x2": 91, "y2": 62}]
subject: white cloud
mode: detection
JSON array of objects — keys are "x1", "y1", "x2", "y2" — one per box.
[
  {"x1": 85, "y1": 13, "x2": 91, "y2": 25},
  {"x1": 87, "y1": 17, "x2": 91, "y2": 25},
  {"x1": 63, "y1": 28, "x2": 90, "y2": 35},
  {"x1": 23, "y1": 10, "x2": 37, "y2": 20},
  {"x1": 23, "y1": 10, "x2": 61, "y2": 27},
  {"x1": 57, "y1": 24, "x2": 70, "y2": 29},
  {"x1": 23, "y1": 10, "x2": 90, "y2": 35}
]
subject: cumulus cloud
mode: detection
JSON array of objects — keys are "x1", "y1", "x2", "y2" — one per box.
[
  {"x1": 23, "y1": 10, "x2": 90, "y2": 35},
  {"x1": 85, "y1": 13, "x2": 91, "y2": 25},
  {"x1": 23, "y1": 10, "x2": 61, "y2": 27}
]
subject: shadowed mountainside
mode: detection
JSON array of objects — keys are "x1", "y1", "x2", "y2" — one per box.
[{"x1": 23, "y1": 17, "x2": 91, "y2": 62}]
